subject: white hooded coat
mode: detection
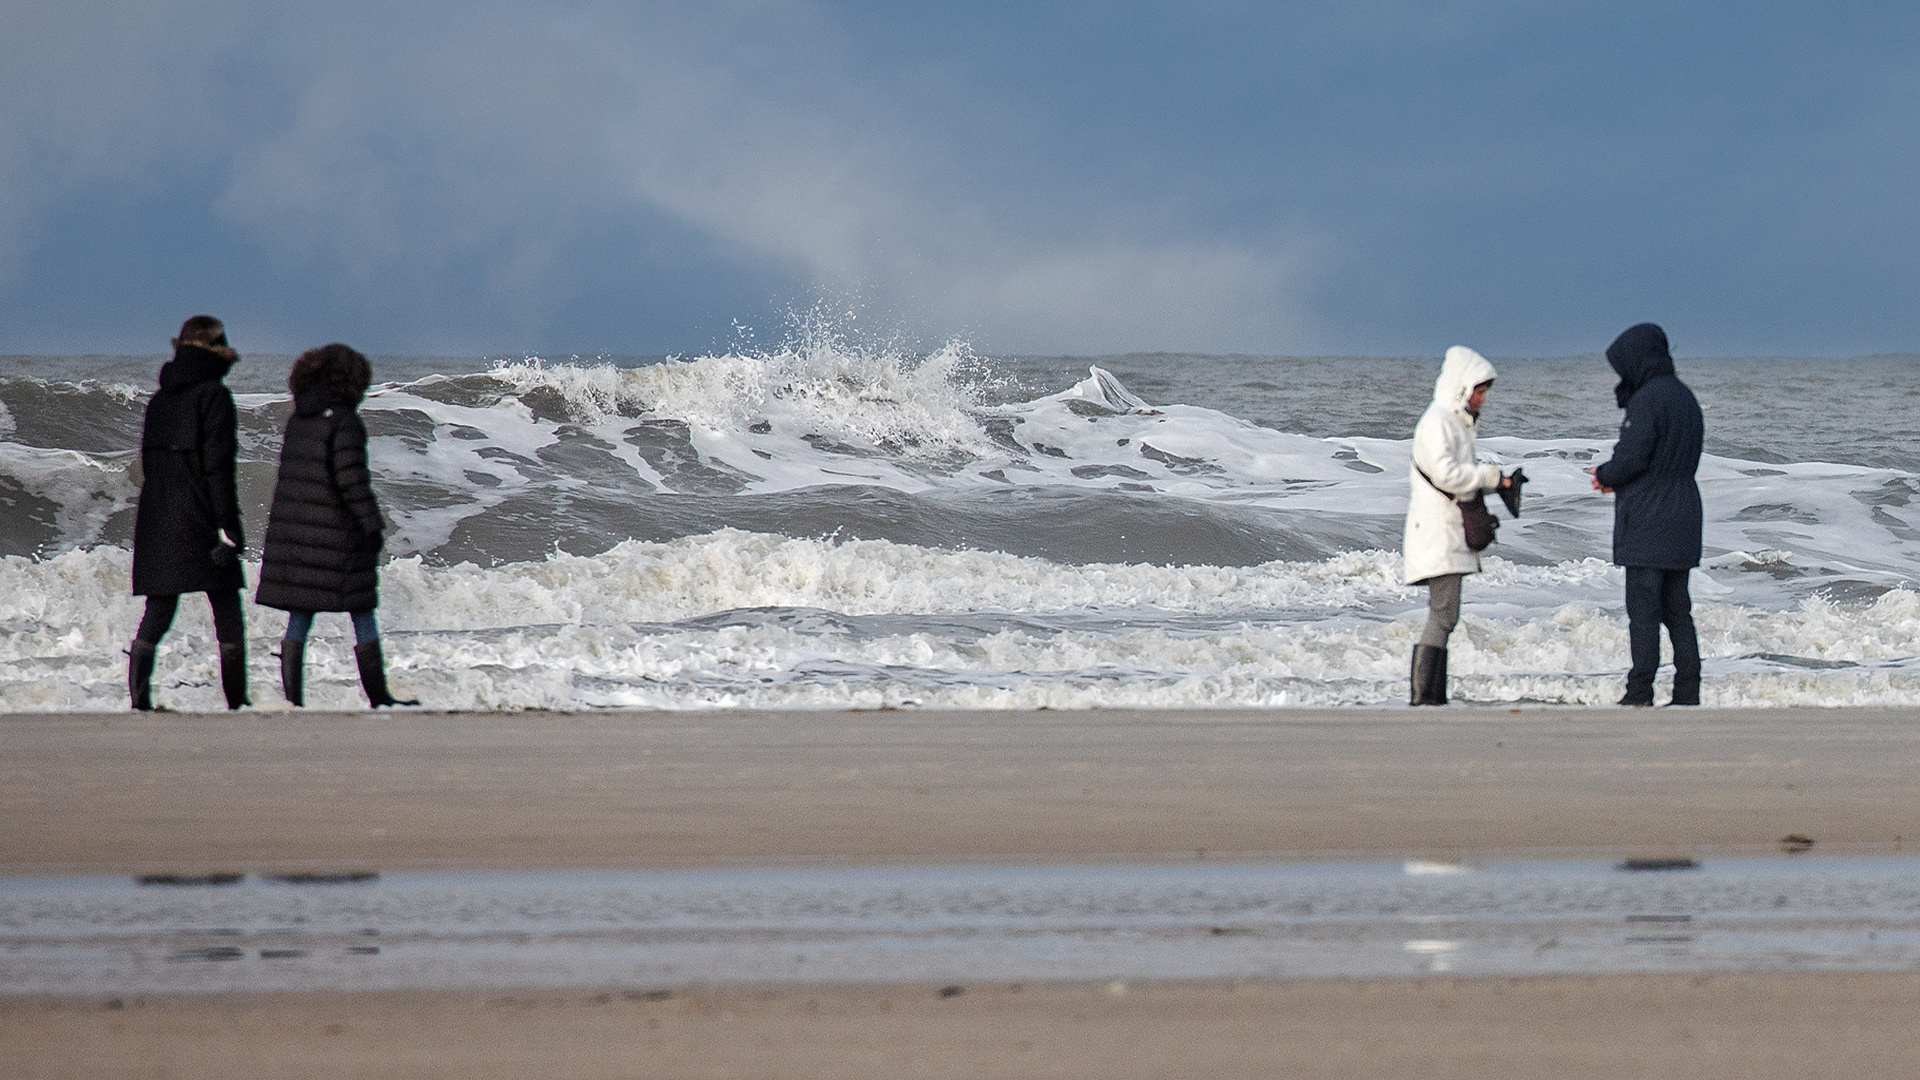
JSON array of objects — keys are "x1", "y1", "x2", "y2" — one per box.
[{"x1": 1403, "y1": 346, "x2": 1503, "y2": 585}]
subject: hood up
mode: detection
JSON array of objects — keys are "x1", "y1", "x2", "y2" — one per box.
[
  {"x1": 157, "y1": 343, "x2": 238, "y2": 392},
  {"x1": 1432, "y1": 345, "x2": 1497, "y2": 415},
  {"x1": 1606, "y1": 323, "x2": 1675, "y2": 407}
]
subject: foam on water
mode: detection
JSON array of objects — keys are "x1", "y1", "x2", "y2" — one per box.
[
  {"x1": 2, "y1": 341, "x2": 1918, "y2": 711},
  {"x1": 4, "y1": 538, "x2": 1918, "y2": 711}
]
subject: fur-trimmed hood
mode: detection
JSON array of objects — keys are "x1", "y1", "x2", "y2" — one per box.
[{"x1": 158, "y1": 343, "x2": 239, "y2": 392}]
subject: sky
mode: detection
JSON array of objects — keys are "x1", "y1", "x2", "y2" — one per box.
[{"x1": 3, "y1": 1, "x2": 1919, "y2": 358}]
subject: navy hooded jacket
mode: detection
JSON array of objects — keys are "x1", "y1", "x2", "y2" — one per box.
[{"x1": 1592, "y1": 323, "x2": 1704, "y2": 570}]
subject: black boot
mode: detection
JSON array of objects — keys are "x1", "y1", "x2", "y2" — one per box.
[
  {"x1": 1410, "y1": 645, "x2": 1448, "y2": 706},
  {"x1": 279, "y1": 639, "x2": 305, "y2": 707},
  {"x1": 218, "y1": 641, "x2": 250, "y2": 710},
  {"x1": 354, "y1": 640, "x2": 418, "y2": 708},
  {"x1": 129, "y1": 640, "x2": 156, "y2": 711}
]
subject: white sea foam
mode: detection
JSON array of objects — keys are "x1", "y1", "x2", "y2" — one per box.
[
  {"x1": 4, "y1": 537, "x2": 1917, "y2": 712},
  {"x1": 5, "y1": 348, "x2": 1918, "y2": 711},
  {"x1": 342, "y1": 359, "x2": 1920, "y2": 605}
]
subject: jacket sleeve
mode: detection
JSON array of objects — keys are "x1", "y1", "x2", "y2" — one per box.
[
  {"x1": 1411, "y1": 413, "x2": 1500, "y2": 497},
  {"x1": 1594, "y1": 390, "x2": 1660, "y2": 489},
  {"x1": 329, "y1": 412, "x2": 385, "y2": 538},
  {"x1": 201, "y1": 387, "x2": 245, "y2": 549}
]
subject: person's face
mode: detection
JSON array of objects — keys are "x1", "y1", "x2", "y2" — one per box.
[{"x1": 1467, "y1": 380, "x2": 1492, "y2": 414}]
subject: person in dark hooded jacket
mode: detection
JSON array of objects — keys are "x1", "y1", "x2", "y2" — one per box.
[
  {"x1": 254, "y1": 343, "x2": 415, "y2": 708},
  {"x1": 129, "y1": 315, "x2": 249, "y2": 710},
  {"x1": 1591, "y1": 323, "x2": 1705, "y2": 706}
]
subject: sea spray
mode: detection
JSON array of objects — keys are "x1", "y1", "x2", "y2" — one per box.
[
  {"x1": 3, "y1": 342, "x2": 1919, "y2": 710},
  {"x1": 3, "y1": 538, "x2": 1919, "y2": 711}
]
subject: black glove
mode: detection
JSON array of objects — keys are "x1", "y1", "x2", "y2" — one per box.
[{"x1": 1497, "y1": 468, "x2": 1527, "y2": 518}]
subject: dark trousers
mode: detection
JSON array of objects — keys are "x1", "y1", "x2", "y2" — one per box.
[
  {"x1": 1624, "y1": 567, "x2": 1700, "y2": 703},
  {"x1": 136, "y1": 591, "x2": 245, "y2": 645}
]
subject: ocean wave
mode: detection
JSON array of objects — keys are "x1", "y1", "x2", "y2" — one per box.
[
  {"x1": 4, "y1": 341, "x2": 1919, "y2": 711},
  {"x1": 3, "y1": 538, "x2": 1918, "y2": 711},
  {"x1": 4, "y1": 346, "x2": 1918, "y2": 593}
]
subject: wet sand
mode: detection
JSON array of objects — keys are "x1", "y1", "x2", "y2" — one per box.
[
  {"x1": 5, "y1": 706, "x2": 1919, "y2": 872},
  {"x1": 6, "y1": 705, "x2": 1920, "y2": 1077},
  {"x1": 9, "y1": 975, "x2": 1920, "y2": 1079}
]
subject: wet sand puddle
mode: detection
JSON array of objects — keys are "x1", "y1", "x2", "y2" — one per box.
[{"x1": 4, "y1": 856, "x2": 1919, "y2": 995}]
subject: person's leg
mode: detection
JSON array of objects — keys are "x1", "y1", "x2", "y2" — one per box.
[
  {"x1": 1412, "y1": 574, "x2": 1461, "y2": 705},
  {"x1": 1622, "y1": 567, "x2": 1662, "y2": 705},
  {"x1": 1420, "y1": 574, "x2": 1462, "y2": 648},
  {"x1": 129, "y1": 595, "x2": 179, "y2": 710},
  {"x1": 350, "y1": 609, "x2": 415, "y2": 707},
  {"x1": 207, "y1": 590, "x2": 248, "y2": 709},
  {"x1": 135, "y1": 595, "x2": 179, "y2": 644},
  {"x1": 1662, "y1": 569, "x2": 1701, "y2": 705},
  {"x1": 279, "y1": 611, "x2": 314, "y2": 707}
]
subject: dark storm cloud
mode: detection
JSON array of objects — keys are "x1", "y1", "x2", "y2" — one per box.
[{"x1": 2, "y1": 1, "x2": 1919, "y2": 355}]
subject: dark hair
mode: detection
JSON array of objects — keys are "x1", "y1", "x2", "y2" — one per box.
[
  {"x1": 289, "y1": 343, "x2": 373, "y2": 403},
  {"x1": 174, "y1": 315, "x2": 228, "y2": 349}
]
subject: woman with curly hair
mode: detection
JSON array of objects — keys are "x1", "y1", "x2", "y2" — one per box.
[{"x1": 255, "y1": 343, "x2": 415, "y2": 707}]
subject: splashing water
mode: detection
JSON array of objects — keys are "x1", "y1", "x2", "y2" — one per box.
[{"x1": 2, "y1": 334, "x2": 1919, "y2": 711}]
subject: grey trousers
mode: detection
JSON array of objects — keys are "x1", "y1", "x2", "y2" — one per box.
[{"x1": 1420, "y1": 573, "x2": 1464, "y2": 648}]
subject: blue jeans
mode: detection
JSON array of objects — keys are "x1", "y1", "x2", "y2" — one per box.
[
  {"x1": 285, "y1": 609, "x2": 381, "y2": 647},
  {"x1": 1624, "y1": 567, "x2": 1700, "y2": 704}
]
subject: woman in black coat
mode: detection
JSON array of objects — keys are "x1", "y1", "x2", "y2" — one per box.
[
  {"x1": 129, "y1": 315, "x2": 249, "y2": 710},
  {"x1": 255, "y1": 343, "x2": 414, "y2": 707}
]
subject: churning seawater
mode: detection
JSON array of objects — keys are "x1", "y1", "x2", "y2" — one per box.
[{"x1": 2, "y1": 335, "x2": 1918, "y2": 710}]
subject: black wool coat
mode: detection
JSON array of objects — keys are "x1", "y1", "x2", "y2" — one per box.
[
  {"x1": 131, "y1": 344, "x2": 247, "y2": 596},
  {"x1": 254, "y1": 387, "x2": 385, "y2": 612},
  {"x1": 1592, "y1": 323, "x2": 1705, "y2": 570}
]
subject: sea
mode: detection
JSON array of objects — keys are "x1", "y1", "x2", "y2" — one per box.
[{"x1": 2, "y1": 329, "x2": 1917, "y2": 711}]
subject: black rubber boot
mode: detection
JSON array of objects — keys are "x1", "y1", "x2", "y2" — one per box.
[
  {"x1": 1410, "y1": 645, "x2": 1448, "y2": 706},
  {"x1": 354, "y1": 641, "x2": 418, "y2": 708},
  {"x1": 129, "y1": 640, "x2": 156, "y2": 711},
  {"x1": 218, "y1": 641, "x2": 250, "y2": 710},
  {"x1": 279, "y1": 639, "x2": 305, "y2": 707}
]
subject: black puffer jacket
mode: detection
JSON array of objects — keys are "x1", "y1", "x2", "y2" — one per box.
[
  {"x1": 254, "y1": 387, "x2": 384, "y2": 612},
  {"x1": 131, "y1": 344, "x2": 246, "y2": 596},
  {"x1": 1592, "y1": 323, "x2": 1705, "y2": 570}
]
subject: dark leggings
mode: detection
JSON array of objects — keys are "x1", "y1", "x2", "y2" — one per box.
[{"x1": 136, "y1": 591, "x2": 245, "y2": 646}]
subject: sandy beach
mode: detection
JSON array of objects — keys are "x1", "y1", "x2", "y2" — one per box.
[{"x1": 6, "y1": 705, "x2": 1920, "y2": 1077}]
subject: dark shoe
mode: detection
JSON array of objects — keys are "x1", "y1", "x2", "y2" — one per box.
[
  {"x1": 279, "y1": 639, "x2": 305, "y2": 707},
  {"x1": 1667, "y1": 685, "x2": 1700, "y2": 707},
  {"x1": 1618, "y1": 691, "x2": 1654, "y2": 707},
  {"x1": 218, "y1": 642, "x2": 250, "y2": 710},
  {"x1": 129, "y1": 640, "x2": 156, "y2": 711},
  {"x1": 354, "y1": 641, "x2": 418, "y2": 708},
  {"x1": 1410, "y1": 645, "x2": 1448, "y2": 706}
]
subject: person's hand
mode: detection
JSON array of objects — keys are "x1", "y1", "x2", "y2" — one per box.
[
  {"x1": 1586, "y1": 467, "x2": 1613, "y2": 493},
  {"x1": 1498, "y1": 475, "x2": 1513, "y2": 490}
]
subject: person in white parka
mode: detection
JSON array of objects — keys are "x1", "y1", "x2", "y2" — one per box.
[{"x1": 1404, "y1": 345, "x2": 1516, "y2": 705}]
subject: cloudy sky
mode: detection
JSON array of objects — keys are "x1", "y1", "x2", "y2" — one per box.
[{"x1": 3, "y1": 1, "x2": 1919, "y2": 357}]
